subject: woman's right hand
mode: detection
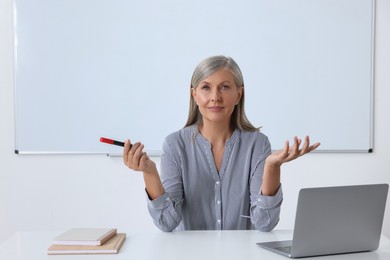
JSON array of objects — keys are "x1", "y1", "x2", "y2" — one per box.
[{"x1": 123, "y1": 139, "x2": 156, "y2": 174}]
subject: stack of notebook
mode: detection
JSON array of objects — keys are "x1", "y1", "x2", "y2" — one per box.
[{"x1": 47, "y1": 228, "x2": 126, "y2": 255}]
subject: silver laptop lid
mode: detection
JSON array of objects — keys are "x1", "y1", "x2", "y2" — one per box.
[{"x1": 290, "y1": 183, "x2": 388, "y2": 258}]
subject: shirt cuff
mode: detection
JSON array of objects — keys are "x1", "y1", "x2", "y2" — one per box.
[
  {"x1": 145, "y1": 189, "x2": 172, "y2": 210},
  {"x1": 254, "y1": 184, "x2": 283, "y2": 209}
]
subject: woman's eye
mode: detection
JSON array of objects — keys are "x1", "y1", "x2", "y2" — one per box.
[
  {"x1": 220, "y1": 85, "x2": 230, "y2": 90},
  {"x1": 201, "y1": 85, "x2": 210, "y2": 90}
]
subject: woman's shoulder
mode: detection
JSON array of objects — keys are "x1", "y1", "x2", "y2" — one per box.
[
  {"x1": 163, "y1": 125, "x2": 198, "y2": 150},
  {"x1": 165, "y1": 125, "x2": 197, "y2": 141},
  {"x1": 239, "y1": 129, "x2": 271, "y2": 157},
  {"x1": 239, "y1": 129, "x2": 269, "y2": 143}
]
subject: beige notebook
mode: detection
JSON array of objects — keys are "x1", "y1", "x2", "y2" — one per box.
[
  {"x1": 48, "y1": 233, "x2": 126, "y2": 255},
  {"x1": 53, "y1": 228, "x2": 117, "y2": 246}
]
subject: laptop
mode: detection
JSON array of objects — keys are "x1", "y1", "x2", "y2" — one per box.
[{"x1": 257, "y1": 183, "x2": 389, "y2": 258}]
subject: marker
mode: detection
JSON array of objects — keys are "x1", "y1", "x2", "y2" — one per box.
[{"x1": 100, "y1": 137, "x2": 129, "y2": 147}]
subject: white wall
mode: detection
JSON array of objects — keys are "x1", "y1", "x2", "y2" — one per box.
[{"x1": 1, "y1": 0, "x2": 390, "y2": 243}]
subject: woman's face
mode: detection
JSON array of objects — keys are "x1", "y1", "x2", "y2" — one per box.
[{"x1": 192, "y1": 69, "x2": 242, "y2": 126}]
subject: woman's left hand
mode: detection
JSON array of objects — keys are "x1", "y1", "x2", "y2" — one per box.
[{"x1": 266, "y1": 136, "x2": 320, "y2": 167}]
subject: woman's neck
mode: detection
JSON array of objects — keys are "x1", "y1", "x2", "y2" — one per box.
[
  {"x1": 198, "y1": 121, "x2": 233, "y2": 173},
  {"x1": 198, "y1": 121, "x2": 233, "y2": 147}
]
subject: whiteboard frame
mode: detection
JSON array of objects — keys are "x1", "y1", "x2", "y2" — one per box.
[{"x1": 13, "y1": 0, "x2": 376, "y2": 155}]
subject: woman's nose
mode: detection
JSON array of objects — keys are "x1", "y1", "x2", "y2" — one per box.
[{"x1": 211, "y1": 89, "x2": 221, "y2": 102}]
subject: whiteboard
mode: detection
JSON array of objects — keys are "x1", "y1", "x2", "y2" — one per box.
[{"x1": 13, "y1": 0, "x2": 374, "y2": 155}]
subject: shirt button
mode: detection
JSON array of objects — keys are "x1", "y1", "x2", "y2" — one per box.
[
  {"x1": 217, "y1": 219, "x2": 221, "y2": 224},
  {"x1": 216, "y1": 181, "x2": 220, "y2": 185},
  {"x1": 217, "y1": 200, "x2": 221, "y2": 205}
]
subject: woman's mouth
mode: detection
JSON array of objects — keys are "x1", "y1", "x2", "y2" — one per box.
[{"x1": 207, "y1": 106, "x2": 224, "y2": 112}]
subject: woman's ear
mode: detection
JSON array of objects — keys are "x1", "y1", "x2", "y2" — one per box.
[
  {"x1": 191, "y1": 87, "x2": 196, "y2": 98},
  {"x1": 236, "y1": 85, "x2": 243, "y2": 104}
]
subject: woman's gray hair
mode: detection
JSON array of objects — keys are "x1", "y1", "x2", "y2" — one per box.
[{"x1": 184, "y1": 55, "x2": 259, "y2": 131}]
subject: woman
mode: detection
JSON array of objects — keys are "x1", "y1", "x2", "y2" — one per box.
[{"x1": 123, "y1": 55, "x2": 320, "y2": 232}]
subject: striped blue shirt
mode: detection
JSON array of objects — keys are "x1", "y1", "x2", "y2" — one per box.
[{"x1": 147, "y1": 124, "x2": 282, "y2": 232}]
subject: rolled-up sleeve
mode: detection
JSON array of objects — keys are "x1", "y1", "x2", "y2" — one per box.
[
  {"x1": 250, "y1": 185, "x2": 283, "y2": 231},
  {"x1": 146, "y1": 191, "x2": 182, "y2": 232},
  {"x1": 146, "y1": 137, "x2": 184, "y2": 232},
  {"x1": 249, "y1": 136, "x2": 283, "y2": 231}
]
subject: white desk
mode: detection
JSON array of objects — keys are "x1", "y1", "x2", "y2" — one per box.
[{"x1": 1, "y1": 230, "x2": 390, "y2": 260}]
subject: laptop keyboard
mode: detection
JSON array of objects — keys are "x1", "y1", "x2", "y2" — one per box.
[{"x1": 276, "y1": 246, "x2": 292, "y2": 254}]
